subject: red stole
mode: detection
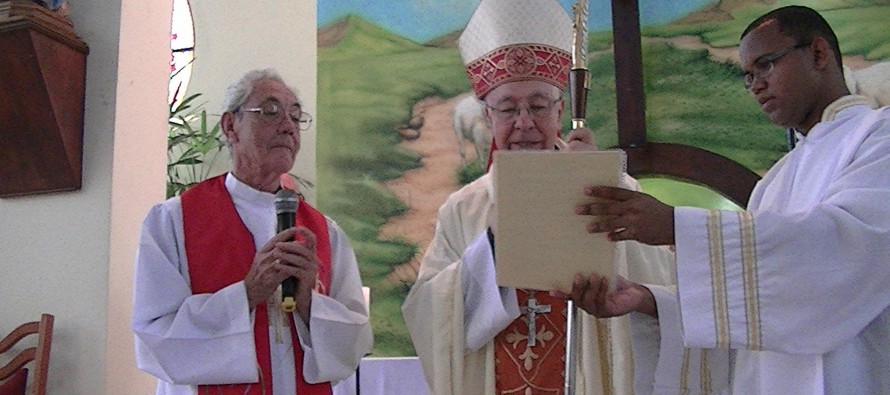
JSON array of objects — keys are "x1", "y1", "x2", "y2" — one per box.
[
  {"x1": 181, "y1": 175, "x2": 333, "y2": 395},
  {"x1": 494, "y1": 290, "x2": 567, "y2": 394}
]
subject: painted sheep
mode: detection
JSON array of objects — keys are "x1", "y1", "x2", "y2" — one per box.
[{"x1": 451, "y1": 93, "x2": 492, "y2": 169}]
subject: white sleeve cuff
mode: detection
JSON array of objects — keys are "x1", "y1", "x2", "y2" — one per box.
[{"x1": 462, "y1": 231, "x2": 519, "y2": 351}]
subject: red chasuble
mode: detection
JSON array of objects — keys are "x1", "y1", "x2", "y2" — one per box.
[
  {"x1": 494, "y1": 290, "x2": 567, "y2": 394},
  {"x1": 181, "y1": 175, "x2": 332, "y2": 395}
]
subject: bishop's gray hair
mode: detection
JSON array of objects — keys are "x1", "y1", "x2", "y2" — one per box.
[{"x1": 219, "y1": 67, "x2": 301, "y2": 114}]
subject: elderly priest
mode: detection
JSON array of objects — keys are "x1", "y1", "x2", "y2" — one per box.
[{"x1": 132, "y1": 68, "x2": 372, "y2": 395}]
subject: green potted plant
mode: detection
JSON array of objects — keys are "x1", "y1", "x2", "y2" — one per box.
[{"x1": 166, "y1": 93, "x2": 225, "y2": 198}]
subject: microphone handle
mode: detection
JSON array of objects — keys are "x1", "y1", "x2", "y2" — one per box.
[{"x1": 278, "y1": 211, "x2": 298, "y2": 312}]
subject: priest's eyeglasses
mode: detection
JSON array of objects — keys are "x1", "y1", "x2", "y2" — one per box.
[
  {"x1": 485, "y1": 98, "x2": 562, "y2": 122},
  {"x1": 743, "y1": 42, "x2": 810, "y2": 90},
  {"x1": 240, "y1": 101, "x2": 313, "y2": 131}
]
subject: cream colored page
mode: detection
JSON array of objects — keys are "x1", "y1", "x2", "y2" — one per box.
[{"x1": 493, "y1": 150, "x2": 623, "y2": 291}]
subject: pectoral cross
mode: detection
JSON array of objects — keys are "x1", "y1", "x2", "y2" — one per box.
[{"x1": 520, "y1": 293, "x2": 551, "y2": 347}]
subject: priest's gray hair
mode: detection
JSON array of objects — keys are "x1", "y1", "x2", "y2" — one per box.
[{"x1": 219, "y1": 67, "x2": 301, "y2": 114}]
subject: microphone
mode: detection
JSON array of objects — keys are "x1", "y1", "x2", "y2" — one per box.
[{"x1": 275, "y1": 174, "x2": 299, "y2": 312}]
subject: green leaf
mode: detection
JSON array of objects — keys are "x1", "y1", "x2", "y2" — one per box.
[{"x1": 169, "y1": 158, "x2": 203, "y2": 166}]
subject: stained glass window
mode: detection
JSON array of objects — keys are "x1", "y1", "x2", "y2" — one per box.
[{"x1": 169, "y1": 0, "x2": 195, "y2": 106}]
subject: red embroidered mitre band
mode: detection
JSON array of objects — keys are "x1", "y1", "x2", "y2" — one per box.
[
  {"x1": 466, "y1": 43, "x2": 571, "y2": 99},
  {"x1": 457, "y1": 0, "x2": 572, "y2": 99}
]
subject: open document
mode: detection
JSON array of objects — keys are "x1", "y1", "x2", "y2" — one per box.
[{"x1": 493, "y1": 150, "x2": 625, "y2": 291}]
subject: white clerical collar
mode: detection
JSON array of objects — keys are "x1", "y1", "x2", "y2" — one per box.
[
  {"x1": 795, "y1": 95, "x2": 873, "y2": 142},
  {"x1": 482, "y1": 165, "x2": 495, "y2": 199},
  {"x1": 225, "y1": 172, "x2": 275, "y2": 203},
  {"x1": 821, "y1": 95, "x2": 873, "y2": 123}
]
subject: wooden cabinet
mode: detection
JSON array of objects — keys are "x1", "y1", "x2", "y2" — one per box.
[{"x1": 0, "y1": 1, "x2": 88, "y2": 197}]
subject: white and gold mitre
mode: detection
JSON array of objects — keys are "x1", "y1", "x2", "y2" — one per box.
[{"x1": 458, "y1": 0, "x2": 573, "y2": 98}]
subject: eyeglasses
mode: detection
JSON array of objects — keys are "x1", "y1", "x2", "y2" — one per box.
[
  {"x1": 240, "y1": 101, "x2": 313, "y2": 131},
  {"x1": 743, "y1": 42, "x2": 810, "y2": 89},
  {"x1": 485, "y1": 97, "x2": 562, "y2": 122}
]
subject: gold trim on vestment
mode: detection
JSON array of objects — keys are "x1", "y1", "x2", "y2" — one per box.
[
  {"x1": 739, "y1": 211, "x2": 762, "y2": 350},
  {"x1": 707, "y1": 210, "x2": 730, "y2": 348}
]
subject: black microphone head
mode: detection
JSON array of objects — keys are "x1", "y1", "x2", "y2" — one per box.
[{"x1": 275, "y1": 188, "x2": 298, "y2": 214}]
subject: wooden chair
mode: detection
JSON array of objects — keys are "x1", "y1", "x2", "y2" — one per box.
[{"x1": 0, "y1": 314, "x2": 54, "y2": 395}]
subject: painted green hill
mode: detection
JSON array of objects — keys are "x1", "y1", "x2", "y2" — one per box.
[
  {"x1": 318, "y1": 15, "x2": 423, "y2": 59},
  {"x1": 317, "y1": 15, "x2": 469, "y2": 357},
  {"x1": 647, "y1": 0, "x2": 890, "y2": 58}
]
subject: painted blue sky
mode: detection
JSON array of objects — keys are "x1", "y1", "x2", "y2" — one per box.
[{"x1": 318, "y1": 0, "x2": 719, "y2": 43}]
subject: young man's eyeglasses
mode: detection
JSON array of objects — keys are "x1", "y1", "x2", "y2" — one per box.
[
  {"x1": 743, "y1": 42, "x2": 810, "y2": 90},
  {"x1": 240, "y1": 101, "x2": 313, "y2": 131},
  {"x1": 485, "y1": 97, "x2": 562, "y2": 122}
]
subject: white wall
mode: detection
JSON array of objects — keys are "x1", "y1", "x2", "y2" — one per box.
[
  {"x1": 0, "y1": 1, "x2": 317, "y2": 394},
  {"x1": 0, "y1": 0, "x2": 168, "y2": 393},
  {"x1": 105, "y1": 0, "x2": 174, "y2": 393}
]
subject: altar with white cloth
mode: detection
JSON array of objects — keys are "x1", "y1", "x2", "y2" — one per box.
[{"x1": 333, "y1": 357, "x2": 430, "y2": 395}]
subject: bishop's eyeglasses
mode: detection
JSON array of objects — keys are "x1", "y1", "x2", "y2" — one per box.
[
  {"x1": 240, "y1": 101, "x2": 313, "y2": 131},
  {"x1": 485, "y1": 97, "x2": 562, "y2": 122},
  {"x1": 743, "y1": 42, "x2": 810, "y2": 90}
]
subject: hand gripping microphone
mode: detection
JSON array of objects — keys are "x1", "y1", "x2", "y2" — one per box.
[{"x1": 275, "y1": 173, "x2": 299, "y2": 312}]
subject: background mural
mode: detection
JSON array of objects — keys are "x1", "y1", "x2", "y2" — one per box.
[{"x1": 316, "y1": 0, "x2": 890, "y2": 356}]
